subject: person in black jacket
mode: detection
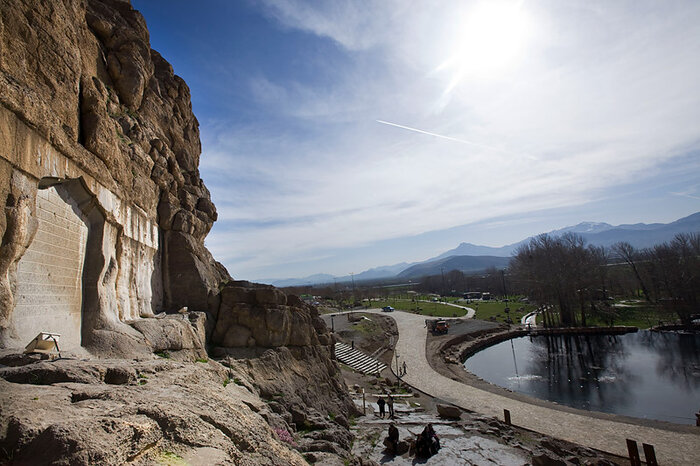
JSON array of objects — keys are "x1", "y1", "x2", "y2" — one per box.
[
  {"x1": 377, "y1": 397, "x2": 386, "y2": 418},
  {"x1": 415, "y1": 423, "x2": 440, "y2": 458},
  {"x1": 384, "y1": 423, "x2": 399, "y2": 454}
]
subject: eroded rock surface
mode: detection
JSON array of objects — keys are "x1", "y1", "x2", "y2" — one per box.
[{"x1": 0, "y1": 358, "x2": 307, "y2": 465}]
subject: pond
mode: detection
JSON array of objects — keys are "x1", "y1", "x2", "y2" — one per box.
[{"x1": 463, "y1": 330, "x2": 700, "y2": 425}]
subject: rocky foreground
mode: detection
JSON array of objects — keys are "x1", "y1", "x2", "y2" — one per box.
[{"x1": 0, "y1": 350, "x2": 365, "y2": 465}]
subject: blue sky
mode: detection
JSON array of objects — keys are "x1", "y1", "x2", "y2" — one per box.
[{"x1": 132, "y1": 0, "x2": 700, "y2": 281}]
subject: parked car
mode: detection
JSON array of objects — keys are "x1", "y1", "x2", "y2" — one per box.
[{"x1": 382, "y1": 306, "x2": 395, "y2": 312}]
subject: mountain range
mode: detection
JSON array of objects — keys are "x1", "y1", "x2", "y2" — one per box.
[{"x1": 266, "y1": 211, "x2": 700, "y2": 287}]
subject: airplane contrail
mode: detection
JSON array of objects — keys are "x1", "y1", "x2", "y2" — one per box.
[
  {"x1": 670, "y1": 191, "x2": 700, "y2": 200},
  {"x1": 375, "y1": 119, "x2": 538, "y2": 160},
  {"x1": 376, "y1": 119, "x2": 476, "y2": 145}
]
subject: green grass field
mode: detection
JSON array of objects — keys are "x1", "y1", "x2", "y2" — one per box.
[
  {"x1": 371, "y1": 299, "x2": 467, "y2": 317},
  {"x1": 470, "y1": 301, "x2": 534, "y2": 323},
  {"x1": 363, "y1": 297, "x2": 537, "y2": 321},
  {"x1": 586, "y1": 302, "x2": 673, "y2": 329}
]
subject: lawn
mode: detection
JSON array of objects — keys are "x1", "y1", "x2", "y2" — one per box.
[
  {"x1": 371, "y1": 299, "x2": 468, "y2": 317},
  {"x1": 369, "y1": 298, "x2": 535, "y2": 321},
  {"x1": 470, "y1": 300, "x2": 534, "y2": 324},
  {"x1": 586, "y1": 302, "x2": 672, "y2": 329}
]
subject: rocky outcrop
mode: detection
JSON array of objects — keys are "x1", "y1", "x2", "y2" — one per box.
[
  {"x1": 212, "y1": 283, "x2": 332, "y2": 349},
  {"x1": 0, "y1": 358, "x2": 307, "y2": 465}
]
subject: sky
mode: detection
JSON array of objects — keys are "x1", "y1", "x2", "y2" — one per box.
[{"x1": 131, "y1": 0, "x2": 700, "y2": 281}]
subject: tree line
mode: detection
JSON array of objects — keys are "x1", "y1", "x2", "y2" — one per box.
[
  {"x1": 282, "y1": 232, "x2": 699, "y2": 328},
  {"x1": 510, "y1": 232, "x2": 700, "y2": 327}
]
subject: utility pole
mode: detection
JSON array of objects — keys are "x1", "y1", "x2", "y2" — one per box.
[
  {"x1": 441, "y1": 267, "x2": 446, "y2": 296},
  {"x1": 501, "y1": 269, "x2": 508, "y2": 297},
  {"x1": 395, "y1": 351, "x2": 401, "y2": 386},
  {"x1": 350, "y1": 272, "x2": 356, "y2": 305}
]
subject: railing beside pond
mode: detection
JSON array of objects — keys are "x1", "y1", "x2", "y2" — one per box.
[{"x1": 528, "y1": 326, "x2": 638, "y2": 336}]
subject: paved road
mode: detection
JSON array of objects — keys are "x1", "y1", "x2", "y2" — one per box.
[{"x1": 354, "y1": 309, "x2": 700, "y2": 464}]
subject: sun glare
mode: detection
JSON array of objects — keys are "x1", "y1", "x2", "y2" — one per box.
[{"x1": 438, "y1": 0, "x2": 531, "y2": 91}]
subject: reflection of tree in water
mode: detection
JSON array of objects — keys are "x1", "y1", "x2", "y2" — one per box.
[
  {"x1": 637, "y1": 331, "x2": 700, "y2": 391},
  {"x1": 525, "y1": 334, "x2": 637, "y2": 412}
]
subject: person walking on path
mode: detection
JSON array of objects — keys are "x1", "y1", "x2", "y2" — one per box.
[
  {"x1": 387, "y1": 394, "x2": 395, "y2": 419},
  {"x1": 402, "y1": 361, "x2": 407, "y2": 376},
  {"x1": 377, "y1": 397, "x2": 386, "y2": 418}
]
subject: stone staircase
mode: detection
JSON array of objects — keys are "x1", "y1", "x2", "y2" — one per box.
[{"x1": 334, "y1": 342, "x2": 387, "y2": 375}]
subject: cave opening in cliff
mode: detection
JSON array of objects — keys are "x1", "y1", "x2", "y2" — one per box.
[{"x1": 12, "y1": 177, "x2": 104, "y2": 349}]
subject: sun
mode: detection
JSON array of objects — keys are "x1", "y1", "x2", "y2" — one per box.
[{"x1": 437, "y1": 0, "x2": 532, "y2": 90}]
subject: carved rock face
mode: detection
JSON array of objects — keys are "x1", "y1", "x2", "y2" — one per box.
[{"x1": 0, "y1": 0, "x2": 227, "y2": 352}]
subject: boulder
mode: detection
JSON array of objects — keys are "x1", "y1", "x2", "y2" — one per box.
[
  {"x1": 436, "y1": 403, "x2": 462, "y2": 419},
  {"x1": 130, "y1": 314, "x2": 207, "y2": 360},
  {"x1": 532, "y1": 454, "x2": 567, "y2": 466}
]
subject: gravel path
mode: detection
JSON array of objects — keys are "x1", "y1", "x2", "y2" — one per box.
[{"x1": 355, "y1": 308, "x2": 700, "y2": 465}]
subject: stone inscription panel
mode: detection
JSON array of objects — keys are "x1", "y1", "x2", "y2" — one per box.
[{"x1": 13, "y1": 186, "x2": 88, "y2": 348}]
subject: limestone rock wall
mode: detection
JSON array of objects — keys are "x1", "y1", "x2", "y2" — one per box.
[{"x1": 0, "y1": 0, "x2": 224, "y2": 353}]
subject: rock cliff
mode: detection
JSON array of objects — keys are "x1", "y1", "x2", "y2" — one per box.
[
  {"x1": 0, "y1": 0, "x2": 358, "y2": 463},
  {"x1": 1, "y1": 0, "x2": 226, "y2": 352}
]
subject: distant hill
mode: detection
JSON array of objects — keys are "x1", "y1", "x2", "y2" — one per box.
[
  {"x1": 267, "y1": 212, "x2": 700, "y2": 286},
  {"x1": 572, "y1": 212, "x2": 700, "y2": 249},
  {"x1": 433, "y1": 212, "x2": 700, "y2": 260},
  {"x1": 397, "y1": 255, "x2": 511, "y2": 278},
  {"x1": 434, "y1": 242, "x2": 516, "y2": 259},
  {"x1": 345, "y1": 263, "x2": 413, "y2": 281},
  {"x1": 267, "y1": 262, "x2": 413, "y2": 287},
  {"x1": 265, "y1": 273, "x2": 336, "y2": 287}
]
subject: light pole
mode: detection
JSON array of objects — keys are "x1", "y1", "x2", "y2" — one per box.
[
  {"x1": 441, "y1": 267, "x2": 446, "y2": 296},
  {"x1": 395, "y1": 350, "x2": 401, "y2": 385},
  {"x1": 350, "y1": 272, "x2": 356, "y2": 305}
]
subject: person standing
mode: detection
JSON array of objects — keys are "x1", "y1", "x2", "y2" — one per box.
[
  {"x1": 402, "y1": 361, "x2": 407, "y2": 376},
  {"x1": 377, "y1": 397, "x2": 386, "y2": 418},
  {"x1": 387, "y1": 394, "x2": 395, "y2": 419}
]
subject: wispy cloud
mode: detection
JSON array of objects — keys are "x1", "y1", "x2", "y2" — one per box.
[
  {"x1": 191, "y1": 0, "x2": 700, "y2": 279},
  {"x1": 670, "y1": 191, "x2": 700, "y2": 201}
]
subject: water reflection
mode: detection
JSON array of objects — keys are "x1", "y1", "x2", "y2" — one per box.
[{"x1": 464, "y1": 331, "x2": 700, "y2": 424}]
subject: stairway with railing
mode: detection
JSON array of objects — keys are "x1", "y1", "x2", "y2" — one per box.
[{"x1": 334, "y1": 342, "x2": 387, "y2": 375}]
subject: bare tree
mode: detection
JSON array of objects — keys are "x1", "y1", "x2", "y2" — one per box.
[
  {"x1": 613, "y1": 233, "x2": 700, "y2": 326},
  {"x1": 510, "y1": 233, "x2": 608, "y2": 327},
  {"x1": 612, "y1": 242, "x2": 651, "y2": 302}
]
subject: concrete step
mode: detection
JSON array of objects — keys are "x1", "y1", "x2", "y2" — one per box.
[{"x1": 335, "y1": 342, "x2": 387, "y2": 375}]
